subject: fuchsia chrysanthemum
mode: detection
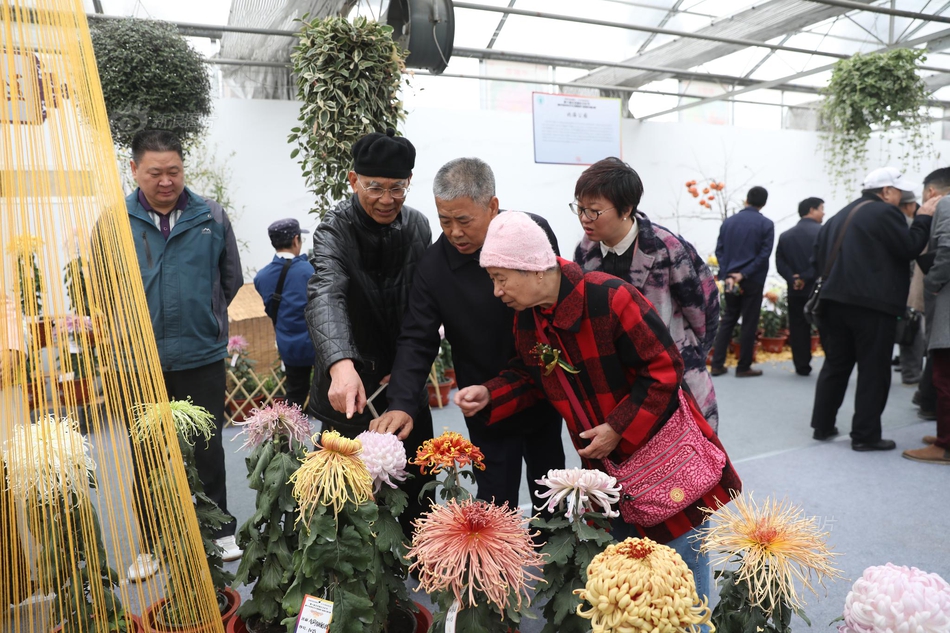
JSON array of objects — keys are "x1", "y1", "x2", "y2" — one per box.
[
  {"x1": 355, "y1": 431, "x2": 408, "y2": 493},
  {"x1": 234, "y1": 401, "x2": 311, "y2": 450},
  {"x1": 227, "y1": 335, "x2": 249, "y2": 356},
  {"x1": 407, "y1": 498, "x2": 544, "y2": 614},
  {"x1": 839, "y1": 563, "x2": 950, "y2": 633},
  {"x1": 535, "y1": 468, "x2": 621, "y2": 521}
]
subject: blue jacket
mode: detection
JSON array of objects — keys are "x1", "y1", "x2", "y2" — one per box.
[
  {"x1": 254, "y1": 254, "x2": 315, "y2": 367},
  {"x1": 715, "y1": 207, "x2": 774, "y2": 287},
  {"x1": 127, "y1": 187, "x2": 243, "y2": 372}
]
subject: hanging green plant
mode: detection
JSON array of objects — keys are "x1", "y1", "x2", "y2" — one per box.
[
  {"x1": 819, "y1": 48, "x2": 933, "y2": 191},
  {"x1": 288, "y1": 15, "x2": 409, "y2": 217}
]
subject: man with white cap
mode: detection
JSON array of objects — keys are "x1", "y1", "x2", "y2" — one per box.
[{"x1": 810, "y1": 167, "x2": 939, "y2": 451}]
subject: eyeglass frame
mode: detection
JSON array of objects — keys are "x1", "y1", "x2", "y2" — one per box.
[
  {"x1": 568, "y1": 201, "x2": 616, "y2": 221},
  {"x1": 356, "y1": 177, "x2": 410, "y2": 200}
]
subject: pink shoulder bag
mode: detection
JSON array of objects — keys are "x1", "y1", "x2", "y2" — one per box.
[{"x1": 533, "y1": 312, "x2": 725, "y2": 527}]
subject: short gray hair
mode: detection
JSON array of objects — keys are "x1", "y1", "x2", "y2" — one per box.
[{"x1": 432, "y1": 157, "x2": 496, "y2": 206}]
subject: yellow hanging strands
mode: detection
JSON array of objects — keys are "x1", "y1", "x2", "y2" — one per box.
[{"x1": 1, "y1": 1, "x2": 223, "y2": 631}]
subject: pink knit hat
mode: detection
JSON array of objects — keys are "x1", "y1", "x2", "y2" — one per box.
[{"x1": 479, "y1": 211, "x2": 557, "y2": 272}]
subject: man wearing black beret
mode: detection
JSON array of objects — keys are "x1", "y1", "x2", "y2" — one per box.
[{"x1": 305, "y1": 128, "x2": 434, "y2": 537}]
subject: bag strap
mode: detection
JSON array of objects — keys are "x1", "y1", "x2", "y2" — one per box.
[
  {"x1": 266, "y1": 258, "x2": 294, "y2": 326},
  {"x1": 822, "y1": 200, "x2": 872, "y2": 278},
  {"x1": 532, "y1": 310, "x2": 597, "y2": 436}
]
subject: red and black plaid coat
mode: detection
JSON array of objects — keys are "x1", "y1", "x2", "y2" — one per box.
[{"x1": 484, "y1": 258, "x2": 740, "y2": 543}]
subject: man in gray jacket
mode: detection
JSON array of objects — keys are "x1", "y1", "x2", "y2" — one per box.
[
  {"x1": 126, "y1": 129, "x2": 244, "y2": 579},
  {"x1": 904, "y1": 168, "x2": 950, "y2": 464}
]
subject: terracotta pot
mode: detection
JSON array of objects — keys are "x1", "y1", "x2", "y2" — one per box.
[
  {"x1": 54, "y1": 614, "x2": 143, "y2": 633},
  {"x1": 759, "y1": 336, "x2": 787, "y2": 354},
  {"x1": 730, "y1": 341, "x2": 761, "y2": 362},
  {"x1": 427, "y1": 381, "x2": 453, "y2": 407},
  {"x1": 29, "y1": 317, "x2": 52, "y2": 349},
  {"x1": 220, "y1": 587, "x2": 241, "y2": 626},
  {"x1": 705, "y1": 348, "x2": 714, "y2": 366},
  {"x1": 143, "y1": 589, "x2": 240, "y2": 633},
  {"x1": 811, "y1": 335, "x2": 821, "y2": 353},
  {"x1": 228, "y1": 396, "x2": 267, "y2": 422},
  {"x1": 444, "y1": 367, "x2": 456, "y2": 382},
  {"x1": 57, "y1": 378, "x2": 94, "y2": 405}
]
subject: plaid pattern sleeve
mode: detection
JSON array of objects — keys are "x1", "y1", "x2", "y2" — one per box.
[{"x1": 483, "y1": 353, "x2": 545, "y2": 424}]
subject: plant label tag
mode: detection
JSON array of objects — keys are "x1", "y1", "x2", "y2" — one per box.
[
  {"x1": 445, "y1": 599, "x2": 460, "y2": 633},
  {"x1": 231, "y1": 353, "x2": 238, "y2": 367},
  {"x1": 294, "y1": 595, "x2": 333, "y2": 633}
]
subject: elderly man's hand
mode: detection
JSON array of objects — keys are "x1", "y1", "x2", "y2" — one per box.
[
  {"x1": 454, "y1": 386, "x2": 490, "y2": 417},
  {"x1": 370, "y1": 410, "x2": 414, "y2": 440},
  {"x1": 577, "y1": 424, "x2": 622, "y2": 460},
  {"x1": 328, "y1": 359, "x2": 366, "y2": 419}
]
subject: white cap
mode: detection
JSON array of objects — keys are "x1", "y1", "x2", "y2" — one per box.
[{"x1": 862, "y1": 166, "x2": 920, "y2": 192}]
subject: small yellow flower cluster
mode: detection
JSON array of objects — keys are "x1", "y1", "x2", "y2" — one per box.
[
  {"x1": 6, "y1": 234, "x2": 44, "y2": 257},
  {"x1": 576, "y1": 537, "x2": 713, "y2": 633}
]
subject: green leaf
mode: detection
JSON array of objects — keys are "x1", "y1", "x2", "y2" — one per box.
[{"x1": 540, "y1": 528, "x2": 576, "y2": 566}]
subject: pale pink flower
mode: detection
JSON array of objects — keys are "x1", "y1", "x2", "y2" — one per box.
[
  {"x1": 407, "y1": 498, "x2": 544, "y2": 613},
  {"x1": 234, "y1": 401, "x2": 311, "y2": 450},
  {"x1": 227, "y1": 335, "x2": 249, "y2": 356},
  {"x1": 355, "y1": 431, "x2": 408, "y2": 493},
  {"x1": 839, "y1": 563, "x2": 950, "y2": 633},
  {"x1": 535, "y1": 468, "x2": 621, "y2": 520},
  {"x1": 55, "y1": 315, "x2": 93, "y2": 336}
]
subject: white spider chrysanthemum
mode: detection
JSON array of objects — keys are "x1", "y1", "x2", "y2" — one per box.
[
  {"x1": 3, "y1": 415, "x2": 95, "y2": 500},
  {"x1": 356, "y1": 430, "x2": 409, "y2": 493},
  {"x1": 535, "y1": 467, "x2": 621, "y2": 521}
]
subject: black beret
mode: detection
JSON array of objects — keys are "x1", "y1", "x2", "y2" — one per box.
[{"x1": 351, "y1": 128, "x2": 415, "y2": 180}]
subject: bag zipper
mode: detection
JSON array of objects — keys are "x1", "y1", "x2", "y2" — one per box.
[
  {"x1": 623, "y1": 450, "x2": 697, "y2": 502},
  {"x1": 614, "y1": 425, "x2": 691, "y2": 484}
]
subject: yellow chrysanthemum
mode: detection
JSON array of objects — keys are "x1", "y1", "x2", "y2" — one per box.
[
  {"x1": 576, "y1": 537, "x2": 712, "y2": 633},
  {"x1": 290, "y1": 430, "x2": 373, "y2": 522},
  {"x1": 698, "y1": 493, "x2": 842, "y2": 615},
  {"x1": 7, "y1": 235, "x2": 44, "y2": 257}
]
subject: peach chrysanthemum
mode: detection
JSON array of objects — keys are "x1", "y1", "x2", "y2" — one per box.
[
  {"x1": 290, "y1": 430, "x2": 373, "y2": 522},
  {"x1": 576, "y1": 537, "x2": 712, "y2": 633},
  {"x1": 411, "y1": 431, "x2": 486, "y2": 475},
  {"x1": 407, "y1": 498, "x2": 544, "y2": 614},
  {"x1": 699, "y1": 493, "x2": 842, "y2": 615}
]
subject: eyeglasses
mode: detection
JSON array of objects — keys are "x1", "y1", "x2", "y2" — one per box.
[
  {"x1": 357, "y1": 178, "x2": 409, "y2": 200},
  {"x1": 568, "y1": 202, "x2": 615, "y2": 221}
]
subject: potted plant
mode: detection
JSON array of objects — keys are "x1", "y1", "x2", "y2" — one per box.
[
  {"x1": 226, "y1": 335, "x2": 263, "y2": 422},
  {"x1": 55, "y1": 315, "x2": 99, "y2": 405},
  {"x1": 811, "y1": 325, "x2": 821, "y2": 353},
  {"x1": 3, "y1": 414, "x2": 140, "y2": 632},
  {"x1": 820, "y1": 48, "x2": 933, "y2": 191},
  {"x1": 281, "y1": 430, "x2": 381, "y2": 633},
  {"x1": 289, "y1": 15, "x2": 408, "y2": 217},
  {"x1": 698, "y1": 493, "x2": 843, "y2": 633},
  {"x1": 406, "y1": 432, "x2": 543, "y2": 632},
  {"x1": 427, "y1": 356, "x2": 453, "y2": 408},
  {"x1": 9, "y1": 235, "x2": 49, "y2": 347},
  {"x1": 532, "y1": 468, "x2": 619, "y2": 633},
  {"x1": 838, "y1": 563, "x2": 950, "y2": 632},
  {"x1": 758, "y1": 306, "x2": 788, "y2": 354},
  {"x1": 356, "y1": 430, "x2": 432, "y2": 632},
  {"x1": 132, "y1": 399, "x2": 240, "y2": 632},
  {"x1": 575, "y1": 537, "x2": 713, "y2": 633},
  {"x1": 439, "y1": 331, "x2": 456, "y2": 385},
  {"x1": 230, "y1": 402, "x2": 312, "y2": 633}
]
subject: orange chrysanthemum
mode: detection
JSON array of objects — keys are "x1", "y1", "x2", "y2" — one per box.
[
  {"x1": 407, "y1": 498, "x2": 544, "y2": 614},
  {"x1": 411, "y1": 431, "x2": 486, "y2": 475}
]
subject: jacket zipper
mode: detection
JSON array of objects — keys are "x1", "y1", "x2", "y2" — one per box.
[
  {"x1": 614, "y1": 426, "x2": 691, "y2": 484},
  {"x1": 624, "y1": 451, "x2": 697, "y2": 502},
  {"x1": 142, "y1": 231, "x2": 153, "y2": 268}
]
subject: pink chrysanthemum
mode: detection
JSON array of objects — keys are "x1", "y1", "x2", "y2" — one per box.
[
  {"x1": 535, "y1": 468, "x2": 621, "y2": 521},
  {"x1": 234, "y1": 401, "x2": 311, "y2": 450},
  {"x1": 355, "y1": 431, "x2": 408, "y2": 493},
  {"x1": 407, "y1": 498, "x2": 544, "y2": 614},
  {"x1": 55, "y1": 315, "x2": 93, "y2": 336},
  {"x1": 839, "y1": 563, "x2": 950, "y2": 633},
  {"x1": 227, "y1": 335, "x2": 249, "y2": 356}
]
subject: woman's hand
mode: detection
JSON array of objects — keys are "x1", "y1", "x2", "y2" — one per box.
[
  {"x1": 577, "y1": 424, "x2": 622, "y2": 460},
  {"x1": 454, "y1": 386, "x2": 490, "y2": 417}
]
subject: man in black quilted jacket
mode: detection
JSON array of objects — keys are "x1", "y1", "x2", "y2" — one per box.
[{"x1": 305, "y1": 128, "x2": 434, "y2": 536}]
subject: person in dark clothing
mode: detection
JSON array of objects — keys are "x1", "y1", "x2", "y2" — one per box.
[
  {"x1": 254, "y1": 218, "x2": 315, "y2": 409},
  {"x1": 810, "y1": 167, "x2": 937, "y2": 451},
  {"x1": 776, "y1": 197, "x2": 825, "y2": 376},
  {"x1": 305, "y1": 129, "x2": 434, "y2": 537},
  {"x1": 710, "y1": 186, "x2": 774, "y2": 377},
  {"x1": 371, "y1": 157, "x2": 565, "y2": 513}
]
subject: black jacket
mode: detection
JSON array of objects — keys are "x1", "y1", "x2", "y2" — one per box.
[
  {"x1": 814, "y1": 193, "x2": 932, "y2": 316},
  {"x1": 776, "y1": 217, "x2": 822, "y2": 297},
  {"x1": 387, "y1": 211, "x2": 562, "y2": 435},
  {"x1": 305, "y1": 194, "x2": 432, "y2": 429}
]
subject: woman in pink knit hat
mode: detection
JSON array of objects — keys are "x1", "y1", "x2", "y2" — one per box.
[{"x1": 455, "y1": 210, "x2": 741, "y2": 606}]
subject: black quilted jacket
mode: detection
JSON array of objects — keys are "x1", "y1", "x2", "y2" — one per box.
[{"x1": 305, "y1": 194, "x2": 432, "y2": 431}]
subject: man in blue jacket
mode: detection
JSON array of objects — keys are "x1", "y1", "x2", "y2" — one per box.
[
  {"x1": 254, "y1": 219, "x2": 315, "y2": 409},
  {"x1": 126, "y1": 129, "x2": 244, "y2": 580},
  {"x1": 710, "y1": 186, "x2": 774, "y2": 377},
  {"x1": 776, "y1": 197, "x2": 824, "y2": 376}
]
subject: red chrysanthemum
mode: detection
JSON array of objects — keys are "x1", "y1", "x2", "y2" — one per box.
[{"x1": 411, "y1": 431, "x2": 486, "y2": 475}]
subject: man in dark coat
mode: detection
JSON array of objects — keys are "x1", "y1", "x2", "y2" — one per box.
[
  {"x1": 710, "y1": 186, "x2": 774, "y2": 377},
  {"x1": 305, "y1": 129, "x2": 433, "y2": 536},
  {"x1": 810, "y1": 167, "x2": 936, "y2": 451},
  {"x1": 372, "y1": 157, "x2": 565, "y2": 513},
  {"x1": 776, "y1": 197, "x2": 824, "y2": 376}
]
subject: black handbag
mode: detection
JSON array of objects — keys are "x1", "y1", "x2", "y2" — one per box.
[
  {"x1": 804, "y1": 201, "x2": 872, "y2": 327},
  {"x1": 896, "y1": 308, "x2": 922, "y2": 346}
]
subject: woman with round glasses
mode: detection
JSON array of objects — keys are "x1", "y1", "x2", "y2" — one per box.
[{"x1": 571, "y1": 158, "x2": 721, "y2": 431}]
